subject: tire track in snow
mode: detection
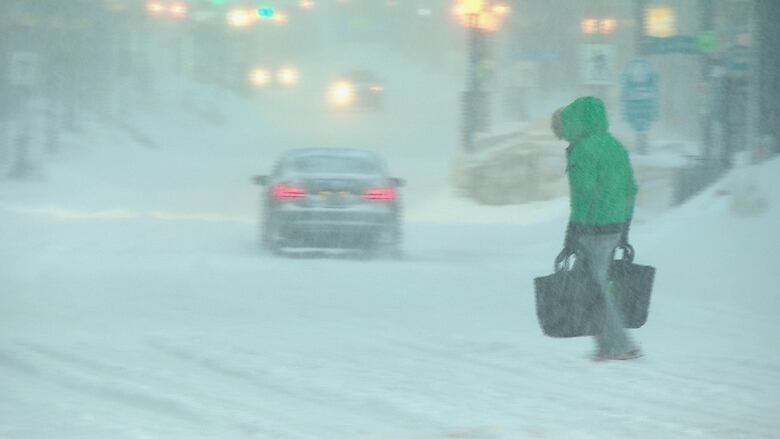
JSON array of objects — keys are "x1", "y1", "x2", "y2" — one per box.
[
  {"x1": 221, "y1": 339, "x2": 673, "y2": 436},
  {"x1": 149, "y1": 339, "x2": 454, "y2": 434},
  {"x1": 379, "y1": 338, "x2": 778, "y2": 435},
  {"x1": 220, "y1": 342, "x2": 482, "y2": 427},
  {"x1": 0, "y1": 348, "x2": 40, "y2": 376},
  {"x1": 7, "y1": 342, "x2": 211, "y2": 427},
  {"x1": 10, "y1": 341, "x2": 307, "y2": 438}
]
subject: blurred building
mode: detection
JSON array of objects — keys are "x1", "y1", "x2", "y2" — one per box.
[{"x1": 497, "y1": 0, "x2": 776, "y2": 162}]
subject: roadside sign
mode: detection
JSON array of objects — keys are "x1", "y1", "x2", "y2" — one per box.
[
  {"x1": 621, "y1": 58, "x2": 659, "y2": 132},
  {"x1": 641, "y1": 34, "x2": 721, "y2": 55},
  {"x1": 697, "y1": 32, "x2": 718, "y2": 53},
  {"x1": 580, "y1": 44, "x2": 615, "y2": 86},
  {"x1": 9, "y1": 51, "x2": 40, "y2": 87},
  {"x1": 641, "y1": 36, "x2": 700, "y2": 55}
]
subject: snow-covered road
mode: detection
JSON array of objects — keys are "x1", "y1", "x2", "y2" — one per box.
[
  {"x1": 1, "y1": 65, "x2": 779, "y2": 438},
  {"x1": 2, "y1": 173, "x2": 779, "y2": 438}
]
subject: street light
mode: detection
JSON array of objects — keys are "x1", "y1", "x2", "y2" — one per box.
[
  {"x1": 600, "y1": 17, "x2": 617, "y2": 35},
  {"x1": 492, "y1": 3, "x2": 511, "y2": 17},
  {"x1": 644, "y1": 7, "x2": 676, "y2": 38},
  {"x1": 581, "y1": 17, "x2": 618, "y2": 35},
  {"x1": 169, "y1": 2, "x2": 188, "y2": 19},
  {"x1": 452, "y1": 0, "x2": 510, "y2": 152},
  {"x1": 249, "y1": 68, "x2": 272, "y2": 88},
  {"x1": 227, "y1": 8, "x2": 256, "y2": 28},
  {"x1": 271, "y1": 11, "x2": 288, "y2": 25},
  {"x1": 277, "y1": 67, "x2": 300, "y2": 87},
  {"x1": 146, "y1": 1, "x2": 165, "y2": 16},
  {"x1": 581, "y1": 18, "x2": 599, "y2": 35},
  {"x1": 452, "y1": 0, "x2": 507, "y2": 33}
]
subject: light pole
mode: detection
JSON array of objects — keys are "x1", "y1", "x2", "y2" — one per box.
[{"x1": 453, "y1": 0, "x2": 509, "y2": 153}]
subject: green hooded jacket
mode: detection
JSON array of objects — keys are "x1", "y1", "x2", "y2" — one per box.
[{"x1": 560, "y1": 97, "x2": 638, "y2": 231}]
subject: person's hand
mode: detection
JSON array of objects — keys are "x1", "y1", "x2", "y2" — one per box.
[
  {"x1": 555, "y1": 222, "x2": 578, "y2": 271},
  {"x1": 554, "y1": 246, "x2": 575, "y2": 272},
  {"x1": 619, "y1": 218, "x2": 632, "y2": 248},
  {"x1": 617, "y1": 219, "x2": 635, "y2": 262}
]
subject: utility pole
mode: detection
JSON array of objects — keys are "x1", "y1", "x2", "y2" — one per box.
[
  {"x1": 699, "y1": 0, "x2": 715, "y2": 161},
  {"x1": 6, "y1": 0, "x2": 40, "y2": 180},
  {"x1": 634, "y1": 0, "x2": 648, "y2": 155},
  {"x1": 462, "y1": 13, "x2": 487, "y2": 154},
  {"x1": 0, "y1": 2, "x2": 9, "y2": 169},
  {"x1": 755, "y1": 0, "x2": 780, "y2": 159}
]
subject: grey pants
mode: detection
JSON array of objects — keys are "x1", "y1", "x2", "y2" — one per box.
[{"x1": 575, "y1": 233, "x2": 637, "y2": 356}]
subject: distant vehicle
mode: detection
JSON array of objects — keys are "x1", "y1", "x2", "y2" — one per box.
[
  {"x1": 327, "y1": 70, "x2": 385, "y2": 111},
  {"x1": 248, "y1": 65, "x2": 300, "y2": 89},
  {"x1": 253, "y1": 148, "x2": 404, "y2": 256}
]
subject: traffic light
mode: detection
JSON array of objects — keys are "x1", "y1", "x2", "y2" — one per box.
[{"x1": 258, "y1": 6, "x2": 275, "y2": 18}]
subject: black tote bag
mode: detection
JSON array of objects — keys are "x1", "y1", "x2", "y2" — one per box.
[
  {"x1": 609, "y1": 245, "x2": 655, "y2": 329},
  {"x1": 534, "y1": 245, "x2": 655, "y2": 338}
]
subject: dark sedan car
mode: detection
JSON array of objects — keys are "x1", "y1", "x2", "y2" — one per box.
[{"x1": 253, "y1": 148, "x2": 404, "y2": 256}]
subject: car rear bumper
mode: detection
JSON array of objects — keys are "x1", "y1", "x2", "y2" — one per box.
[{"x1": 269, "y1": 208, "x2": 396, "y2": 248}]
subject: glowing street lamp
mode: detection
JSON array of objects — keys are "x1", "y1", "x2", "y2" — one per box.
[
  {"x1": 453, "y1": 0, "x2": 509, "y2": 152},
  {"x1": 459, "y1": 0, "x2": 485, "y2": 15},
  {"x1": 581, "y1": 17, "x2": 617, "y2": 35},
  {"x1": 272, "y1": 11, "x2": 288, "y2": 24},
  {"x1": 492, "y1": 3, "x2": 511, "y2": 17},
  {"x1": 476, "y1": 11, "x2": 500, "y2": 32},
  {"x1": 453, "y1": 0, "x2": 508, "y2": 33},
  {"x1": 169, "y1": 2, "x2": 188, "y2": 19},
  {"x1": 299, "y1": 0, "x2": 315, "y2": 10},
  {"x1": 644, "y1": 7, "x2": 676, "y2": 38},
  {"x1": 249, "y1": 68, "x2": 272, "y2": 88},
  {"x1": 581, "y1": 18, "x2": 598, "y2": 35},
  {"x1": 277, "y1": 67, "x2": 300, "y2": 87},
  {"x1": 600, "y1": 17, "x2": 617, "y2": 35},
  {"x1": 227, "y1": 8, "x2": 256, "y2": 28},
  {"x1": 146, "y1": 1, "x2": 165, "y2": 16}
]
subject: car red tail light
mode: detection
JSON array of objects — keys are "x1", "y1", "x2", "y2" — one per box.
[
  {"x1": 272, "y1": 184, "x2": 306, "y2": 200},
  {"x1": 363, "y1": 187, "x2": 396, "y2": 201}
]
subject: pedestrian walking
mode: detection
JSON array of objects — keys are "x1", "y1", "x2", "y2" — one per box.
[{"x1": 554, "y1": 96, "x2": 641, "y2": 361}]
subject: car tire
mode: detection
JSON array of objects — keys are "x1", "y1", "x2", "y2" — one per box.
[
  {"x1": 373, "y1": 219, "x2": 402, "y2": 259},
  {"x1": 261, "y1": 215, "x2": 284, "y2": 256}
]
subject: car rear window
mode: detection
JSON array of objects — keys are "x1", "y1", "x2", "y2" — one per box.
[{"x1": 290, "y1": 155, "x2": 381, "y2": 174}]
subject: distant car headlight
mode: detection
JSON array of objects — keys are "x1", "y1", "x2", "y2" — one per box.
[
  {"x1": 369, "y1": 85, "x2": 384, "y2": 92},
  {"x1": 249, "y1": 68, "x2": 272, "y2": 88},
  {"x1": 169, "y1": 2, "x2": 187, "y2": 18},
  {"x1": 146, "y1": 1, "x2": 165, "y2": 15},
  {"x1": 277, "y1": 67, "x2": 300, "y2": 87},
  {"x1": 228, "y1": 8, "x2": 256, "y2": 28},
  {"x1": 329, "y1": 81, "x2": 356, "y2": 107}
]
